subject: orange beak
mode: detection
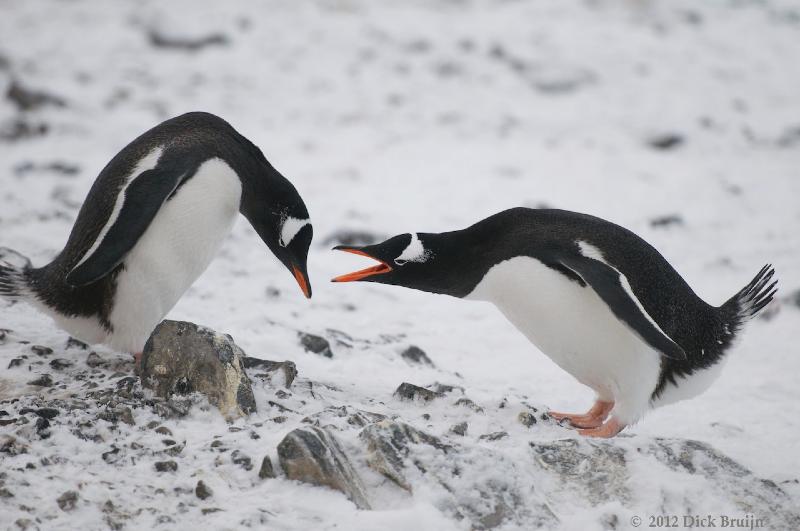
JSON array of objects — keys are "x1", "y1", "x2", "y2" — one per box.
[
  {"x1": 291, "y1": 265, "x2": 312, "y2": 298},
  {"x1": 331, "y1": 248, "x2": 393, "y2": 282}
]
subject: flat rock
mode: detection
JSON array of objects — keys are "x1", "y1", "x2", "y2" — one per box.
[
  {"x1": 393, "y1": 382, "x2": 443, "y2": 402},
  {"x1": 298, "y1": 332, "x2": 333, "y2": 358},
  {"x1": 140, "y1": 320, "x2": 256, "y2": 419},
  {"x1": 277, "y1": 426, "x2": 370, "y2": 509}
]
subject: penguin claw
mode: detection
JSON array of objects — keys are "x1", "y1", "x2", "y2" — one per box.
[{"x1": 549, "y1": 400, "x2": 614, "y2": 428}]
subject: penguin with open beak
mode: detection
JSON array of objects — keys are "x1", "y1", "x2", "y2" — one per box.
[
  {"x1": 0, "y1": 112, "x2": 313, "y2": 361},
  {"x1": 332, "y1": 207, "x2": 776, "y2": 438}
]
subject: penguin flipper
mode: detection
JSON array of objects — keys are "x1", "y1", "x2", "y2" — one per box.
[
  {"x1": 557, "y1": 254, "x2": 687, "y2": 360},
  {"x1": 66, "y1": 164, "x2": 192, "y2": 287}
]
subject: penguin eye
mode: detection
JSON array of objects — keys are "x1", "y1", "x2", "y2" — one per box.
[{"x1": 394, "y1": 258, "x2": 408, "y2": 266}]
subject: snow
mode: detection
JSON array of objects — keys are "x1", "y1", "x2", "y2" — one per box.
[{"x1": 1, "y1": 0, "x2": 800, "y2": 529}]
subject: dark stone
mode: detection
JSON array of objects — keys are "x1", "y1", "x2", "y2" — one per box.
[
  {"x1": 393, "y1": 382, "x2": 443, "y2": 402},
  {"x1": 648, "y1": 133, "x2": 685, "y2": 150},
  {"x1": 31, "y1": 345, "x2": 53, "y2": 356},
  {"x1": 34, "y1": 408, "x2": 58, "y2": 420},
  {"x1": 518, "y1": 411, "x2": 537, "y2": 427},
  {"x1": 57, "y1": 490, "x2": 78, "y2": 511},
  {"x1": 298, "y1": 332, "x2": 333, "y2": 358},
  {"x1": 231, "y1": 450, "x2": 253, "y2": 471},
  {"x1": 322, "y1": 230, "x2": 385, "y2": 247},
  {"x1": 102, "y1": 446, "x2": 121, "y2": 464},
  {"x1": 6, "y1": 80, "x2": 66, "y2": 111},
  {"x1": 7, "y1": 358, "x2": 23, "y2": 369},
  {"x1": 140, "y1": 320, "x2": 256, "y2": 418},
  {"x1": 148, "y1": 30, "x2": 229, "y2": 52},
  {"x1": 0, "y1": 418, "x2": 16, "y2": 427},
  {"x1": 27, "y1": 374, "x2": 53, "y2": 387},
  {"x1": 259, "y1": 456, "x2": 276, "y2": 479},
  {"x1": 649, "y1": 214, "x2": 684, "y2": 229},
  {"x1": 450, "y1": 422, "x2": 468, "y2": 436},
  {"x1": 0, "y1": 119, "x2": 49, "y2": 142},
  {"x1": 154, "y1": 460, "x2": 178, "y2": 472},
  {"x1": 154, "y1": 426, "x2": 172, "y2": 436},
  {"x1": 430, "y1": 382, "x2": 464, "y2": 395},
  {"x1": 66, "y1": 337, "x2": 89, "y2": 350},
  {"x1": 0, "y1": 487, "x2": 13, "y2": 498},
  {"x1": 278, "y1": 426, "x2": 370, "y2": 509},
  {"x1": 49, "y1": 358, "x2": 73, "y2": 370},
  {"x1": 86, "y1": 352, "x2": 106, "y2": 367},
  {"x1": 479, "y1": 431, "x2": 509, "y2": 442},
  {"x1": 454, "y1": 398, "x2": 484, "y2": 412},
  {"x1": 242, "y1": 357, "x2": 297, "y2": 388},
  {"x1": 0, "y1": 329, "x2": 8, "y2": 342},
  {"x1": 400, "y1": 346, "x2": 434, "y2": 367},
  {"x1": 195, "y1": 480, "x2": 212, "y2": 500}
]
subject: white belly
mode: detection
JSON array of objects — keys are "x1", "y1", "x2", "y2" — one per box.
[
  {"x1": 107, "y1": 158, "x2": 242, "y2": 352},
  {"x1": 466, "y1": 256, "x2": 661, "y2": 424}
]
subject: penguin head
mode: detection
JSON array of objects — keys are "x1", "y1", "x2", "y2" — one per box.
[
  {"x1": 240, "y1": 166, "x2": 313, "y2": 298},
  {"x1": 331, "y1": 232, "x2": 446, "y2": 294}
]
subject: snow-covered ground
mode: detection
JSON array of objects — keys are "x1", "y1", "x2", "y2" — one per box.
[{"x1": 1, "y1": 0, "x2": 799, "y2": 529}]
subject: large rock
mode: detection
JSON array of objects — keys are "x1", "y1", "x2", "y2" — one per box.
[
  {"x1": 139, "y1": 320, "x2": 256, "y2": 419},
  {"x1": 277, "y1": 427, "x2": 370, "y2": 509}
]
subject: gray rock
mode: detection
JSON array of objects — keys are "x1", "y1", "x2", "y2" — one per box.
[
  {"x1": 148, "y1": 29, "x2": 229, "y2": 52},
  {"x1": 454, "y1": 397, "x2": 484, "y2": 412},
  {"x1": 243, "y1": 357, "x2": 297, "y2": 388},
  {"x1": 298, "y1": 332, "x2": 333, "y2": 358},
  {"x1": 231, "y1": 449, "x2": 253, "y2": 471},
  {"x1": 360, "y1": 420, "x2": 451, "y2": 491},
  {"x1": 140, "y1": 320, "x2": 256, "y2": 419},
  {"x1": 648, "y1": 133, "x2": 685, "y2": 150},
  {"x1": 65, "y1": 337, "x2": 88, "y2": 350},
  {"x1": 479, "y1": 431, "x2": 508, "y2": 442},
  {"x1": 517, "y1": 411, "x2": 537, "y2": 427},
  {"x1": 400, "y1": 346, "x2": 434, "y2": 367},
  {"x1": 195, "y1": 480, "x2": 212, "y2": 500},
  {"x1": 85, "y1": 352, "x2": 106, "y2": 368},
  {"x1": 278, "y1": 426, "x2": 370, "y2": 509},
  {"x1": 7, "y1": 80, "x2": 66, "y2": 111},
  {"x1": 49, "y1": 358, "x2": 73, "y2": 370},
  {"x1": 56, "y1": 490, "x2": 78, "y2": 511},
  {"x1": 259, "y1": 456, "x2": 276, "y2": 479},
  {"x1": 393, "y1": 382, "x2": 443, "y2": 402},
  {"x1": 449, "y1": 422, "x2": 468, "y2": 436},
  {"x1": 322, "y1": 229, "x2": 385, "y2": 248},
  {"x1": 154, "y1": 460, "x2": 178, "y2": 473},
  {"x1": 31, "y1": 345, "x2": 53, "y2": 356},
  {"x1": 27, "y1": 374, "x2": 53, "y2": 387}
]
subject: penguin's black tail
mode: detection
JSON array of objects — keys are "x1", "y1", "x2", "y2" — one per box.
[
  {"x1": 720, "y1": 264, "x2": 778, "y2": 331},
  {"x1": 0, "y1": 247, "x2": 32, "y2": 301}
]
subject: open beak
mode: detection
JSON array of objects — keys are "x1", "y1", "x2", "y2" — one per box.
[
  {"x1": 331, "y1": 246, "x2": 393, "y2": 282},
  {"x1": 291, "y1": 264, "x2": 312, "y2": 298}
]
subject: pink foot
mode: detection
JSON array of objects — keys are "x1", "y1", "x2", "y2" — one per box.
[
  {"x1": 549, "y1": 400, "x2": 614, "y2": 429},
  {"x1": 578, "y1": 417, "x2": 625, "y2": 438}
]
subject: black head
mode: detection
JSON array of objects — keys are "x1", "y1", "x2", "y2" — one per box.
[
  {"x1": 332, "y1": 232, "x2": 466, "y2": 296},
  {"x1": 239, "y1": 161, "x2": 313, "y2": 298}
]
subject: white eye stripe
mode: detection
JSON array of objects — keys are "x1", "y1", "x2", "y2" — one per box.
[
  {"x1": 279, "y1": 216, "x2": 310, "y2": 247},
  {"x1": 396, "y1": 233, "x2": 429, "y2": 263}
]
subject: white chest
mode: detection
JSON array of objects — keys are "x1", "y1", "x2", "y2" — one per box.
[
  {"x1": 466, "y1": 256, "x2": 661, "y2": 399},
  {"x1": 107, "y1": 158, "x2": 242, "y2": 352}
]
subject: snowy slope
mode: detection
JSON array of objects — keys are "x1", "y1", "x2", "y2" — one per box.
[{"x1": 1, "y1": 0, "x2": 799, "y2": 529}]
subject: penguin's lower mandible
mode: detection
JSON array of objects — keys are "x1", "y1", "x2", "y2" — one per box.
[{"x1": 331, "y1": 207, "x2": 777, "y2": 438}]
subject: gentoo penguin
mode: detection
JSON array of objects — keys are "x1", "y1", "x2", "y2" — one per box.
[
  {"x1": 331, "y1": 207, "x2": 777, "y2": 437},
  {"x1": 0, "y1": 112, "x2": 313, "y2": 359}
]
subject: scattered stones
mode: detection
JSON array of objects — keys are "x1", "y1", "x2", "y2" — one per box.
[
  {"x1": 231, "y1": 449, "x2": 253, "y2": 471},
  {"x1": 56, "y1": 490, "x2": 78, "y2": 511},
  {"x1": 27, "y1": 374, "x2": 53, "y2": 387},
  {"x1": 399, "y1": 346, "x2": 434, "y2": 367},
  {"x1": 278, "y1": 426, "x2": 370, "y2": 509},
  {"x1": 517, "y1": 412, "x2": 537, "y2": 427},
  {"x1": 30, "y1": 345, "x2": 52, "y2": 357},
  {"x1": 195, "y1": 480, "x2": 213, "y2": 500},
  {"x1": 647, "y1": 133, "x2": 685, "y2": 150},
  {"x1": 479, "y1": 431, "x2": 508, "y2": 442},
  {"x1": 259, "y1": 456, "x2": 276, "y2": 479},
  {"x1": 298, "y1": 332, "x2": 333, "y2": 358},
  {"x1": 0, "y1": 119, "x2": 48, "y2": 142},
  {"x1": 148, "y1": 29, "x2": 229, "y2": 52},
  {"x1": 85, "y1": 352, "x2": 106, "y2": 367},
  {"x1": 450, "y1": 422, "x2": 468, "y2": 436},
  {"x1": 429, "y1": 382, "x2": 464, "y2": 395},
  {"x1": 140, "y1": 320, "x2": 256, "y2": 418},
  {"x1": 242, "y1": 357, "x2": 297, "y2": 388},
  {"x1": 154, "y1": 460, "x2": 178, "y2": 473},
  {"x1": 649, "y1": 214, "x2": 684, "y2": 229},
  {"x1": 393, "y1": 382, "x2": 443, "y2": 402}
]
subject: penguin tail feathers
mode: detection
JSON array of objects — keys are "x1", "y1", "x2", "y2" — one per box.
[
  {"x1": 0, "y1": 247, "x2": 32, "y2": 301},
  {"x1": 722, "y1": 264, "x2": 778, "y2": 328}
]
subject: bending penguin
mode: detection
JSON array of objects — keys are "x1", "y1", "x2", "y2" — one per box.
[
  {"x1": 332, "y1": 207, "x2": 777, "y2": 437},
  {"x1": 0, "y1": 112, "x2": 313, "y2": 360}
]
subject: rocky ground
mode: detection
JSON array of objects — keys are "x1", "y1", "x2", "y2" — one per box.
[{"x1": 1, "y1": 0, "x2": 800, "y2": 529}]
